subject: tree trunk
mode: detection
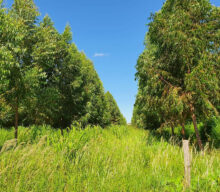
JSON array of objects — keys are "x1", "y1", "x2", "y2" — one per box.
[
  {"x1": 61, "y1": 127, "x2": 64, "y2": 136},
  {"x1": 14, "y1": 97, "x2": 18, "y2": 139},
  {"x1": 60, "y1": 117, "x2": 64, "y2": 136},
  {"x1": 171, "y1": 125, "x2": 175, "y2": 136},
  {"x1": 181, "y1": 123, "x2": 186, "y2": 140},
  {"x1": 189, "y1": 103, "x2": 203, "y2": 151}
]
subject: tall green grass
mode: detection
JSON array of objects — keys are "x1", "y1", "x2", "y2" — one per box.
[{"x1": 0, "y1": 125, "x2": 219, "y2": 191}]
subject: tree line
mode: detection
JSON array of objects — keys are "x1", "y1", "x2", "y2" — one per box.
[
  {"x1": 0, "y1": 0, "x2": 126, "y2": 138},
  {"x1": 132, "y1": 0, "x2": 220, "y2": 150}
]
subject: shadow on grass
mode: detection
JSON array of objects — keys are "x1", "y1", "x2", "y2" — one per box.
[
  {"x1": 147, "y1": 127, "x2": 220, "y2": 150},
  {"x1": 147, "y1": 129, "x2": 183, "y2": 147}
]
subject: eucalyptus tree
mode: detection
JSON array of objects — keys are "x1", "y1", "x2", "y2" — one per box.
[
  {"x1": 76, "y1": 54, "x2": 108, "y2": 127},
  {"x1": 0, "y1": 0, "x2": 44, "y2": 138},
  {"x1": 31, "y1": 16, "x2": 70, "y2": 126},
  {"x1": 133, "y1": 45, "x2": 185, "y2": 135},
  {"x1": 57, "y1": 26, "x2": 85, "y2": 129},
  {"x1": 31, "y1": 17, "x2": 83, "y2": 128},
  {"x1": 0, "y1": 1, "x2": 11, "y2": 126},
  {"x1": 133, "y1": 43, "x2": 164, "y2": 130}
]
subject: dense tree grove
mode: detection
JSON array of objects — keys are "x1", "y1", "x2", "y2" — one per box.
[
  {"x1": 0, "y1": 0, "x2": 126, "y2": 137},
  {"x1": 132, "y1": 0, "x2": 220, "y2": 150}
]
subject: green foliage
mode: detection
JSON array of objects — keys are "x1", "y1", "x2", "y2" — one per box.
[
  {"x1": 105, "y1": 91, "x2": 127, "y2": 125},
  {"x1": 200, "y1": 117, "x2": 220, "y2": 147},
  {"x1": 0, "y1": 97, "x2": 12, "y2": 124},
  {"x1": 0, "y1": 125, "x2": 220, "y2": 191},
  {"x1": 77, "y1": 56, "x2": 109, "y2": 127}
]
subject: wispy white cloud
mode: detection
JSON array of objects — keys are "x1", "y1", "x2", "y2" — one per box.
[{"x1": 93, "y1": 53, "x2": 109, "y2": 57}]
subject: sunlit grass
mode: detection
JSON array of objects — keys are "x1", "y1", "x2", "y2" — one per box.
[{"x1": 0, "y1": 125, "x2": 219, "y2": 191}]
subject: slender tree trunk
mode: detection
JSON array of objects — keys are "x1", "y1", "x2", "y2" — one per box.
[
  {"x1": 61, "y1": 127, "x2": 64, "y2": 136},
  {"x1": 181, "y1": 123, "x2": 186, "y2": 140},
  {"x1": 189, "y1": 103, "x2": 203, "y2": 151},
  {"x1": 171, "y1": 125, "x2": 175, "y2": 136},
  {"x1": 60, "y1": 117, "x2": 64, "y2": 136},
  {"x1": 14, "y1": 97, "x2": 18, "y2": 139}
]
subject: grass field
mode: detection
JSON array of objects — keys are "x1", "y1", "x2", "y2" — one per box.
[{"x1": 0, "y1": 125, "x2": 219, "y2": 192}]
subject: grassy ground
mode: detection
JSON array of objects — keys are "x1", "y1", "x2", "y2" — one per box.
[{"x1": 0, "y1": 125, "x2": 219, "y2": 192}]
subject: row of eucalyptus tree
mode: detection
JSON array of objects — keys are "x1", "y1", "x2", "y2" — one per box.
[
  {"x1": 132, "y1": 0, "x2": 220, "y2": 150},
  {"x1": 0, "y1": 0, "x2": 126, "y2": 138}
]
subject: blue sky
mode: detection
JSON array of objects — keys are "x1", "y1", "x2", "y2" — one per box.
[{"x1": 5, "y1": 0, "x2": 220, "y2": 122}]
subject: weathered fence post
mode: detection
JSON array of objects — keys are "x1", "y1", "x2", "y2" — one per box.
[{"x1": 183, "y1": 140, "x2": 191, "y2": 189}]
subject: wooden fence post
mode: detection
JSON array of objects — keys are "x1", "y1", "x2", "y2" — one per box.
[{"x1": 183, "y1": 140, "x2": 191, "y2": 189}]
